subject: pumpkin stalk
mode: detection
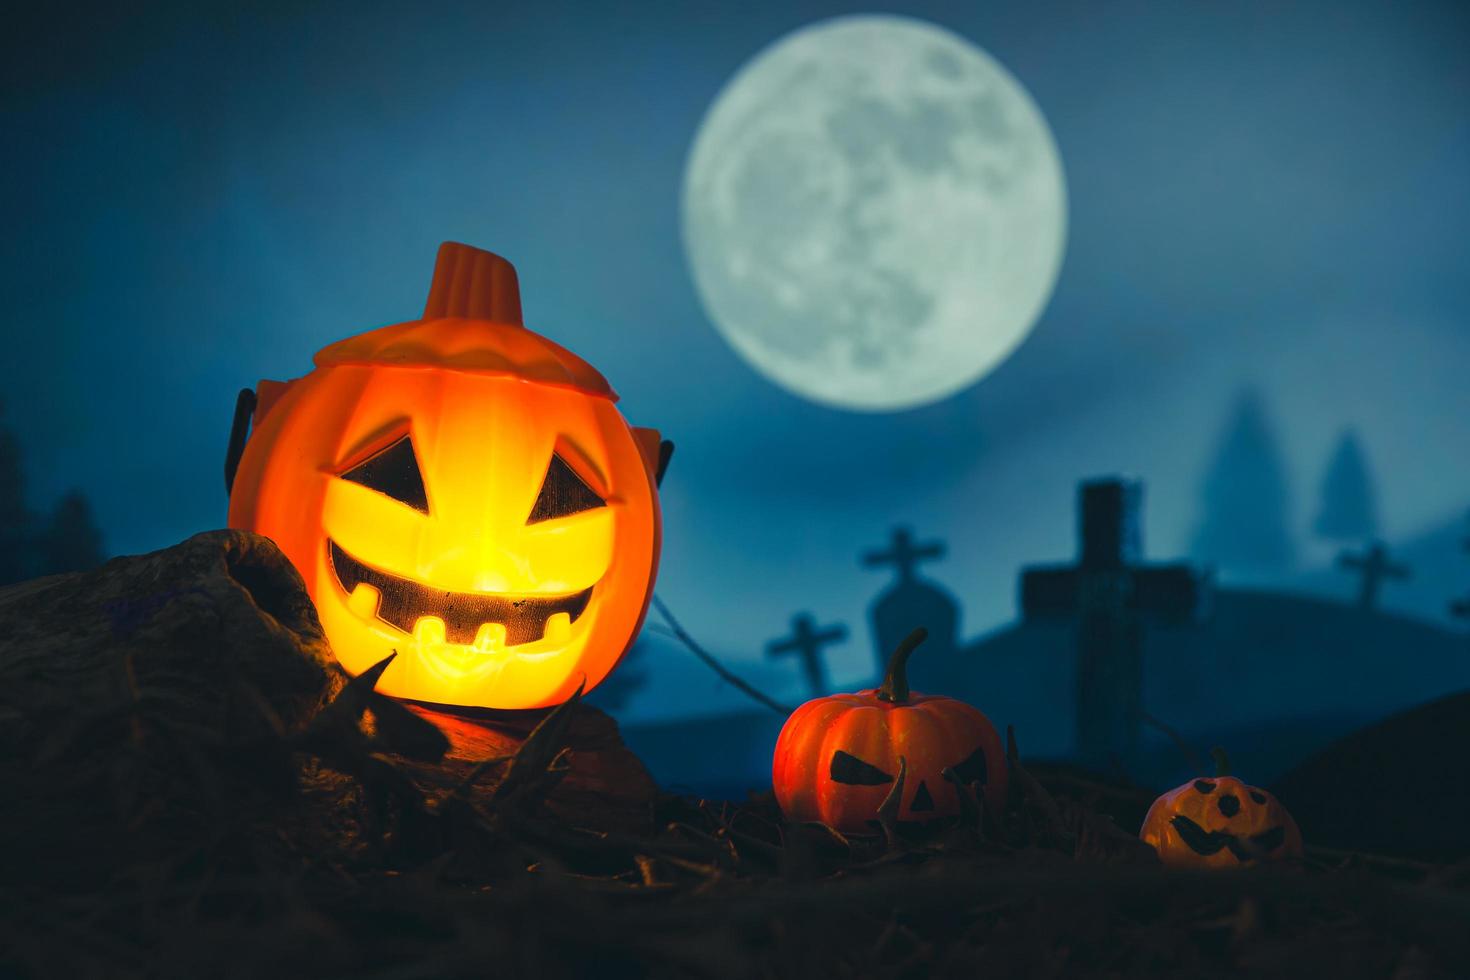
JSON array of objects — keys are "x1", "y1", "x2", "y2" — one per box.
[
  {"x1": 877, "y1": 628, "x2": 927, "y2": 704},
  {"x1": 1211, "y1": 746, "x2": 1231, "y2": 777}
]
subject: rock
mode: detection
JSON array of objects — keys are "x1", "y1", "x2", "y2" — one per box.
[
  {"x1": 0, "y1": 528, "x2": 661, "y2": 895},
  {"x1": 0, "y1": 528, "x2": 337, "y2": 735},
  {"x1": 0, "y1": 528, "x2": 339, "y2": 747},
  {"x1": 0, "y1": 530, "x2": 341, "y2": 890}
]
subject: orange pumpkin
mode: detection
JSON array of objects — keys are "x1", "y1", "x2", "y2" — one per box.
[
  {"x1": 227, "y1": 243, "x2": 664, "y2": 710},
  {"x1": 1140, "y1": 750, "x2": 1303, "y2": 869},
  {"x1": 772, "y1": 628, "x2": 1007, "y2": 833}
]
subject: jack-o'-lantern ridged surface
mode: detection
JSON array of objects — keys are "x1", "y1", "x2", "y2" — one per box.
[
  {"x1": 228, "y1": 243, "x2": 662, "y2": 710},
  {"x1": 772, "y1": 629, "x2": 1007, "y2": 832}
]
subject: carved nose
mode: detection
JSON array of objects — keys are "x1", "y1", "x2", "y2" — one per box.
[{"x1": 1218, "y1": 794, "x2": 1240, "y2": 817}]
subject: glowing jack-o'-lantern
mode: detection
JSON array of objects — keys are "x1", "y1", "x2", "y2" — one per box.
[
  {"x1": 226, "y1": 243, "x2": 666, "y2": 709},
  {"x1": 1140, "y1": 749, "x2": 1303, "y2": 869},
  {"x1": 772, "y1": 628, "x2": 1008, "y2": 833}
]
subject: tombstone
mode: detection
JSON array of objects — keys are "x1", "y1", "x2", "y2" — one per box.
[
  {"x1": 1020, "y1": 478, "x2": 1211, "y2": 769},
  {"x1": 861, "y1": 526, "x2": 958, "y2": 678},
  {"x1": 766, "y1": 612, "x2": 847, "y2": 698},
  {"x1": 1336, "y1": 541, "x2": 1410, "y2": 610}
]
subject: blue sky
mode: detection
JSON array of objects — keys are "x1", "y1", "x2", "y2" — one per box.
[{"x1": 3, "y1": 0, "x2": 1468, "y2": 713}]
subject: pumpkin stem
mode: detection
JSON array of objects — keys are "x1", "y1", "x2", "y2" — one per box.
[
  {"x1": 1211, "y1": 746, "x2": 1231, "y2": 777},
  {"x1": 877, "y1": 628, "x2": 927, "y2": 704},
  {"x1": 423, "y1": 242, "x2": 523, "y2": 325}
]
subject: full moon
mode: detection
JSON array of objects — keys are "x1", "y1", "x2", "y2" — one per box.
[{"x1": 682, "y1": 15, "x2": 1067, "y2": 412}]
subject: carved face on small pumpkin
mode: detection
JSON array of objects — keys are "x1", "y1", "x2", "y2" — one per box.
[
  {"x1": 1140, "y1": 753, "x2": 1303, "y2": 869},
  {"x1": 227, "y1": 243, "x2": 663, "y2": 709},
  {"x1": 772, "y1": 629, "x2": 1007, "y2": 833}
]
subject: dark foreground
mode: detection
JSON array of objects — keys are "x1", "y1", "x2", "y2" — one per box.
[
  {"x1": 1, "y1": 531, "x2": 1468, "y2": 978},
  {"x1": 5, "y1": 687, "x2": 1468, "y2": 979}
]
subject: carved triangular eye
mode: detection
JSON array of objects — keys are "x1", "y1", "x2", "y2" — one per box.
[
  {"x1": 830, "y1": 750, "x2": 893, "y2": 786},
  {"x1": 528, "y1": 453, "x2": 605, "y2": 524},
  {"x1": 341, "y1": 435, "x2": 428, "y2": 513},
  {"x1": 949, "y1": 746, "x2": 989, "y2": 786}
]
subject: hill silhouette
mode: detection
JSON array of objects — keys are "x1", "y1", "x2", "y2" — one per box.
[
  {"x1": 1289, "y1": 509, "x2": 1470, "y2": 629},
  {"x1": 948, "y1": 588, "x2": 1468, "y2": 787},
  {"x1": 618, "y1": 581, "x2": 1468, "y2": 797},
  {"x1": 1273, "y1": 689, "x2": 1470, "y2": 859}
]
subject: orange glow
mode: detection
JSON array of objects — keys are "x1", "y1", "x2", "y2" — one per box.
[
  {"x1": 771, "y1": 629, "x2": 1007, "y2": 833},
  {"x1": 1140, "y1": 759, "x2": 1303, "y2": 869},
  {"x1": 228, "y1": 243, "x2": 662, "y2": 709}
]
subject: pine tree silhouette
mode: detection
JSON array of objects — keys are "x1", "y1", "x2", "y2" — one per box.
[
  {"x1": 1313, "y1": 428, "x2": 1378, "y2": 542},
  {"x1": 1190, "y1": 388, "x2": 1295, "y2": 572},
  {"x1": 40, "y1": 491, "x2": 105, "y2": 576},
  {"x1": 0, "y1": 400, "x2": 34, "y2": 586}
]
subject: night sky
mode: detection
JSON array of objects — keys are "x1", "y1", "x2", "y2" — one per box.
[{"x1": 4, "y1": 0, "x2": 1468, "y2": 720}]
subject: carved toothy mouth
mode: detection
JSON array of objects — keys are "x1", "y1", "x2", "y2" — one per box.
[{"x1": 328, "y1": 540, "x2": 593, "y2": 646}]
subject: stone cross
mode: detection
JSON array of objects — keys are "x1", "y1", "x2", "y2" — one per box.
[
  {"x1": 1336, "y1": 541, "x2": 1410, "y2": 610},
  {"x1": 767, "y1": 612, "x2": 847, "y2": 697},
  {"x1": 861, "y1": 526, "x2": 945, "y2": 582},
  {"x1": 1020, "y1": 478, "x2": 1211, "y2": 768}
]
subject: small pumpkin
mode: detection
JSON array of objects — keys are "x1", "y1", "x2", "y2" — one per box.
[
  {"x1": 227, "y1": 243, "x2": 665, "y2": 710},
  {"x1": 772, "y1": 628, "x2": 1007, "y2": 833},
  {"x1": 1140, "y1": 749, "x2": 1303, "y2": 869}
]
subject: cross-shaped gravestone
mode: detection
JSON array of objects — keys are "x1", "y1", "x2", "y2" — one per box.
[
  {"x1": 766, "y1": 613, "x2": 847, "y2": 697},
  {"x1": 1336, "y1": 541, "x2": 1410, "y2": 610},
  {"x1": 861, "y1": 526, "x2": 945, "y2": 582},
  {"x1": 1020, "y1": 478, "x2": 1211, "y2": 767},
  {"x1": 861, "y1": 526, "x2": 958, "y2": 677}
]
